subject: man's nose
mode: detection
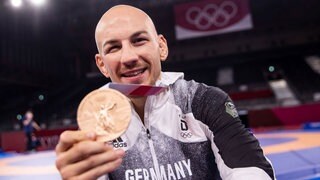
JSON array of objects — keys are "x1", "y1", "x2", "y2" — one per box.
[{"x1": 120, "y1": 45, "x2": 138, "y2": 68}]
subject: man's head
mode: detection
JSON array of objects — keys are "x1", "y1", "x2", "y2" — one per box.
[
  {"x1": 95, "y1": 5, "x2": 168, "y2": 85},
  {"x1": 25, "y1": 110, "x2": 33, "y2": 120}
]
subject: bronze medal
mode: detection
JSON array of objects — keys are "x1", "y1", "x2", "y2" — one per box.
[{"x1": 77, "y1": 89, "x2": 131, "y2": 142}]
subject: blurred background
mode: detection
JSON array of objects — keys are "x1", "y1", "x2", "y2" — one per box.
[
  {"x1": 0, "y1": 0, "x2": 320, "y2": 179},
  {"x1": 1, "y1": 0, "x2": 320, "y2": 131}
]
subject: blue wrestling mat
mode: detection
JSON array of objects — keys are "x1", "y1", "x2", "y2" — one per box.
[
  {"x1": 257, "y1": 128, "x2": 320, "y2": 180},
  {"x1": 0, "y1": 129, "x2": 319, "y2": 179}
]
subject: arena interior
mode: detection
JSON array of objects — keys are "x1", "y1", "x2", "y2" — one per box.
[{"x1": 1, "y1": 0, "x2": 320, "y2": 179}]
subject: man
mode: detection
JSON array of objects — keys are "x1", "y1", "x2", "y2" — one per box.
[
  {"x1": 55, "y1": 5, "x2": 275, "y2": 180},
  {"x1": 23, "y1": 110, "x2": 41, "y2": 151}
]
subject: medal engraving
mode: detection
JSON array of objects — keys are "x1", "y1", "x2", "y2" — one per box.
[{"x1": 77, "y1": 89, "x2": 131, "y2": 142}]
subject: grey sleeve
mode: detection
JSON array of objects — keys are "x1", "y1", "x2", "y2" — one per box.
[{"x1": 191, "y1": 83, "x2": 275, "y2": 179}]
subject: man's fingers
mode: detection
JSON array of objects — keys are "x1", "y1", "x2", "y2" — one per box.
[
  {"x1": 55, "y1": 130, "x2": 125, "y2": 179},
  {"x1": 59, "y1": 149, "x2": 125, "y2": 179},
  {"x1": 56, "y1": 141, "x2": 113, "y2": 170},
  {"x1": 76, "y1": 158, "x2": 123, "y2": 180},
  {"x1": 55, "y1": 130, "x2": 95, "y2": 155}
]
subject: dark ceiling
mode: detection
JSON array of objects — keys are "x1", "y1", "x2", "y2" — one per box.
[{"x1": 1, "y1": 0, "x2": 320, "y2": 84}]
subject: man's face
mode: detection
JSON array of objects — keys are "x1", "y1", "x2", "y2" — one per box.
[
  {"x1": 95, "y1": 10, "x2": 168, "y2": 85},
  {"x1": 26, "y1": 112, "x2": 33, "y2": 119}
]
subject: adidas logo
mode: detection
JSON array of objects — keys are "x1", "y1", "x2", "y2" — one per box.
[{"x1": 112, "y1": 137, "x2": 127, "y2": 148}]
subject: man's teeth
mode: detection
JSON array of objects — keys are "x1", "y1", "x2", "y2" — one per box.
[{"x1": 124, "y1": 69, "x2": 144, "y2": 77}]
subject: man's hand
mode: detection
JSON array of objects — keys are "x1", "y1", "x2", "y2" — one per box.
[{"x1": 55, "y1": 130, "x2": 124, "y2": 179}]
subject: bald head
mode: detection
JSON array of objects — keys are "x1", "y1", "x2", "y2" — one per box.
[
  {"x1": 95, "y1": 5, "x2": 158, "y2": 53},
  {"x1": 94, "y1": 4, "x2": 169, "y2": 86}
]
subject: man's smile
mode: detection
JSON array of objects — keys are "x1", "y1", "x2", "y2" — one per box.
[
  {"x1": 120, "y1": 67, "x2": 148, "y2": 84},
  {"x1": 121, "y1": 68, "x2": 147, "y2": 78}
]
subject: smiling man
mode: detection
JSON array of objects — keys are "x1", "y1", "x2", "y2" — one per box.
[
  {"x1": 94, "y1": 6, "x2": 168, "y2": 120},
  {"x1": 55, "y1": 5, "x2": 275, "y2": 180}
]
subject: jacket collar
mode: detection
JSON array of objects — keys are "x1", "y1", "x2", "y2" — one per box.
[{"x1": 156, "y1": 72, "x2": 184, "y2": 86}]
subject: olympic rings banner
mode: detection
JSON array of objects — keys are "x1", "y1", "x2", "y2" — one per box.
[{"x1": 174, "y1": 0, "x2": 253, "y2": 40}]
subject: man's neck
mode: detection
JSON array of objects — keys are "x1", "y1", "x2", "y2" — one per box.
[{"x1": 130, "y1": 96, "x2": 147, "y2": 124}]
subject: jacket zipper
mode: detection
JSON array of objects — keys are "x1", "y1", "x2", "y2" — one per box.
[
  {"x1": 146, "y1": 129, "x2": 161, "y2": 179},
  {"x1": 144, "y1": 96, "x2": 161, "y2": 179}
]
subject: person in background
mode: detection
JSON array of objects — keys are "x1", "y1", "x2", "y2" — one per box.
[{"x1": 23, "y1": 110, "x2": 41, "y2": 151}]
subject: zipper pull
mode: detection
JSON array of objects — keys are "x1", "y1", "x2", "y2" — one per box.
[{"x1": 146, "y1": 129, "x2": 151, "y2": 139}]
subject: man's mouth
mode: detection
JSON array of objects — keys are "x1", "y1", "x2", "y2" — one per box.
[{"x1": 121, "y1": 68, "x2": 147, "y2": 78}]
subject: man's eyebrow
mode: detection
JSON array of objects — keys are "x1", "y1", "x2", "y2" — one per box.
[
  {"x1": 131, "y1": 30, "x2": 148, "y2": 37},
  {"x1": 102, "y1": 39, "x2": 118, "y2": 49},
  {"x1": 102, "y1": 31, "x2": 148, "y2": 49}
]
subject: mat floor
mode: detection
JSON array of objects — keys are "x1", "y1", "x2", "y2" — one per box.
[{"x1": 1, "y1": 129, "x2": 319, "y2": 180}]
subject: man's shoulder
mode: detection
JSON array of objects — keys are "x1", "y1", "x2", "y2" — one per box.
[
  {"x1": 172, "y1": 78, "x2": 227, "y2": 98},
  {"x1": 170, "y1": 78, "x2": 229, "y2": 114}
]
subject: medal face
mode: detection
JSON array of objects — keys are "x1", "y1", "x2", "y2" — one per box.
[{"x1": 77, "y1": 89, "x2": 131, "y2": 142}]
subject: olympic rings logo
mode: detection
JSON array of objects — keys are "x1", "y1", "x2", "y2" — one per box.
[
  {"x1": 180, "y1": 132, "x2": 193, "y2": 138},
  {"x1": 186, "y1": 1, "x2": 238, "y2": 30}
]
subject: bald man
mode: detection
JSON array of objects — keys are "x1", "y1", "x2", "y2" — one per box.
[{"x1": 55, "y1": 5, "x2": 275, "y2": 180}]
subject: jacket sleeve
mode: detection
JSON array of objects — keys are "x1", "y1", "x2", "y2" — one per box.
[{"x1": 191, "y1": 83, "x2": 275, "y2": 180}]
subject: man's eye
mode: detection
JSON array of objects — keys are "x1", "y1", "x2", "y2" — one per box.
[
  {"x1": 133, "y1": 38, "x2": 147, "y2": 44},
  {"x1": 106, "y1": 46, "x2": 120, "y2": 54}
]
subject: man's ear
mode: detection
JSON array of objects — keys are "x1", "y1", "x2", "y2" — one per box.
[
  {"x1": 158, "y1": 35, "x2": 168, "y2": 61},
  {"x1": 95, "y1": 54, "x2": 110, "y2": 78}
]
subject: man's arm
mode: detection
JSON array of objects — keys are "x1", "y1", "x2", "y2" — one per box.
[
  {"x1": 191, "y1": 84, "x2": 275, "y2": 180},
  {"x1": 32, "y1": 121, "x2": 41, "y2": 131}
]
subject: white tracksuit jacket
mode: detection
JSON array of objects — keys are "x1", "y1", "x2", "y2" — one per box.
[{"x1": 101, "y1": 72, "x2": 275, "y2": 180}]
